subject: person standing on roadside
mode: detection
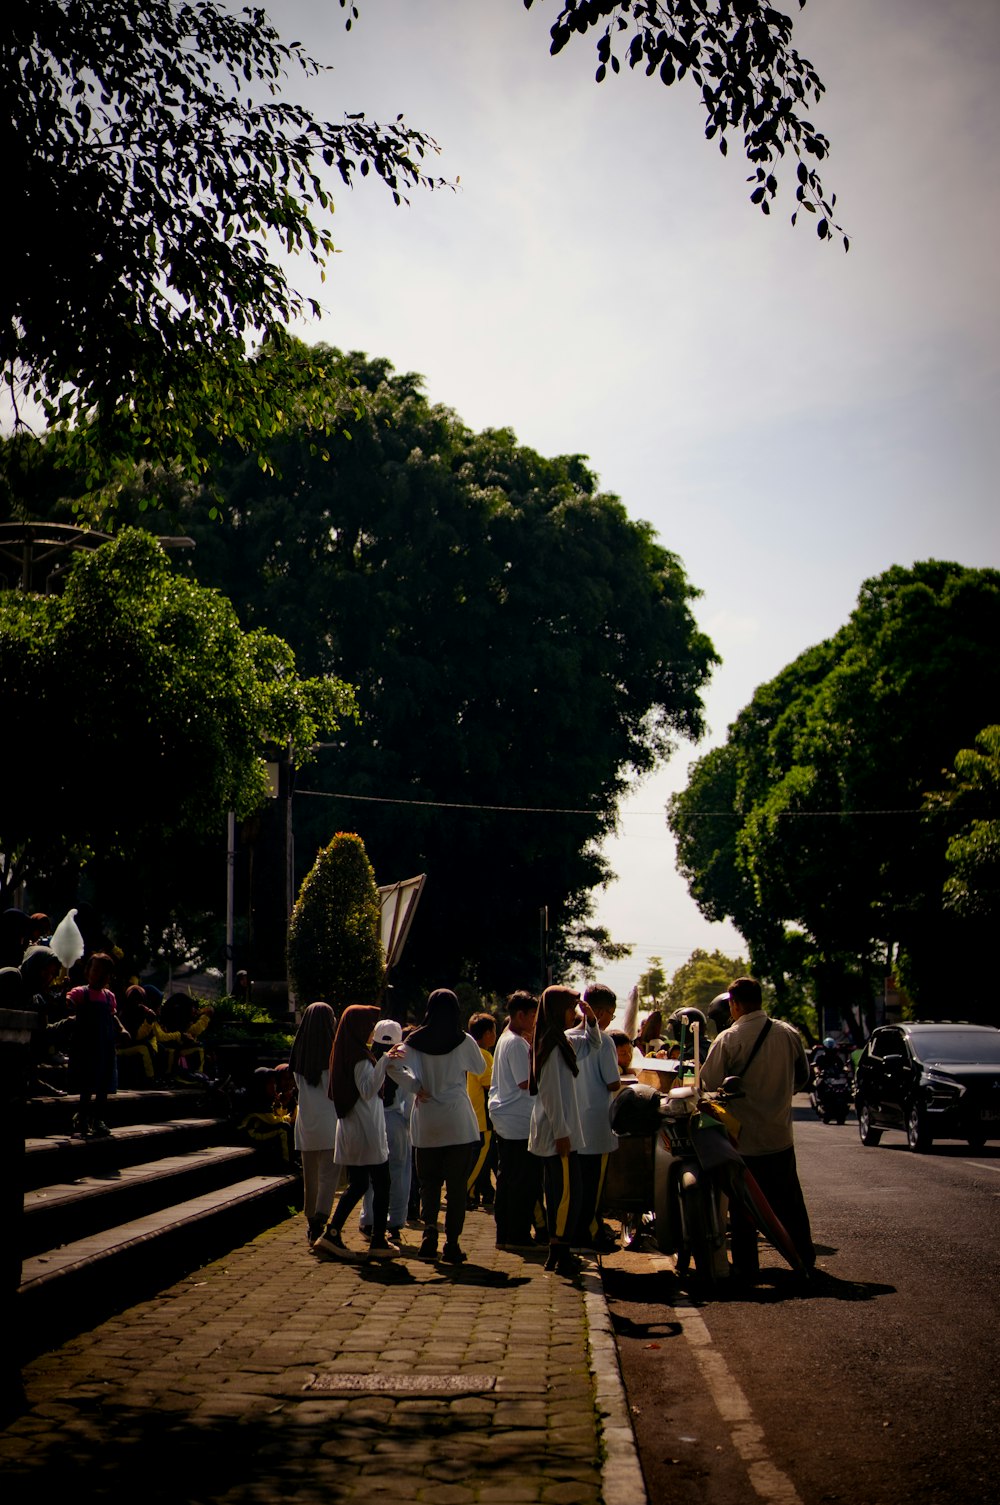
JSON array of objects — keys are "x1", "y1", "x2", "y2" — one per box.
[
  {"x1": 569, "y1": 983, "x2": 621, "y2": 1252},
  {"x1": 288, "y1": 1002, "x2": 340, "y2": 1245},
  {"x1": 312, "y1": 1004, "x2": 398, "y2": 1263},
  {"x1": 398, "y1": 989, "x2": 485, "y2": 1265},
  {"x1": 528, "y1": 986, "x2": 597, "y2": 1276},
  {"x1": 700, "y1": 975, "x2": 815, "y2": 1281},
  {"x1": 488, "y1": 991, "x2": 541, "y2": 1251}
]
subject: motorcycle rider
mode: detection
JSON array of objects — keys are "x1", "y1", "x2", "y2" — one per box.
[
  {"x1": 812, "y1": 1036, "x2": 848, "y2": 1081},
  {"x1": 701, "y1": 976, "x2": 816, "y2": 1282}
]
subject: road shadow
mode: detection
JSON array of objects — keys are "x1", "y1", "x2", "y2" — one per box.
[
  {"x1": 600, "y1": 1256, "x2": 893, "y2": 1307},
  {"x1": 876, "y1": 1139, "x2": 1000, "y2": 1157},
  {"x1": 699, "y1": 1268, "x2": 896, "y2": 1304}
]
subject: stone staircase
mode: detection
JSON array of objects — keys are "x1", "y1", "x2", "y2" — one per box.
[{"x1": 19, "y1": 1084, "x2": 299, "y2": 1356}]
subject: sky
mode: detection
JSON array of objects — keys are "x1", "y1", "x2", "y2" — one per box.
[{"x1": 271, "y1": 0, "x2": 1000, "y2": 1000}]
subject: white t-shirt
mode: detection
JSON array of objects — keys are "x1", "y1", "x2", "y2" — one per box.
[
  {"x1": 400, "y1": 1035, "x2": 485, "y2": 1148},
  {"x1": 528, "y1": 1047, "x2": 585, "y2": 1158},
  {"x1": 488, "y1": 1029, "x2": 533, "y2": 1140},
  {"x1": 334, "y1": 1055, "x2": 389, "y2": 1166},
  {"x1": 293, "y1": 1068, "x2": 339, "y2": 1152},
  {"x1": 566, "y1": 1024, "x2": 620, "y2": 1154}
]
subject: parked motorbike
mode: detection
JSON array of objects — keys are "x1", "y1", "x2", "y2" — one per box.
[
  {"x1": 810, "y1": 1067, "x2": 851, "y2": 1125},
  {"x1": 608, "y1": 1073, "x2": 805, "y2": 1290}
]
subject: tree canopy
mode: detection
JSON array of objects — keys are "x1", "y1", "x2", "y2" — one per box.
[
  {"x1": 0, "y1": 527, "x2": 356, "y2": 968},
  {"x1": 528, "y1": 0, "x2": 846, "y2": 243},
  {"x1": 2, "y1": 0, "x2": 443, "y2": 486},
  {"x1": 93, "y1": 347, "x2": 719, "y2": 1000},
  {"x1": 668, "y1": 562, "x2": 1000, "y2": 1021},
  {"x1": 4, "y1": 0, "x2": 844, "y2": 504}
]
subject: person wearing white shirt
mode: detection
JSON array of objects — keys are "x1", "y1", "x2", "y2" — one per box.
[
  {"x1": 397, "y1": 989, "x2": 485, "y2": 1265},
  {"x1": 288, "y1": 1002, "x2": 340, "y2": 1244},
  {"x1": 568, "y1": 983, "x2": 621, "y2": 1251},
  {"x1": 312, "y1": 1005, "x2": 397, "y2": 1263},
  {"x1": 488, "y1": 991, "x2": 541, "y2": 1250},
  {"x1": 529, "y1": 986, "x2": 599, "y2": 1276}
]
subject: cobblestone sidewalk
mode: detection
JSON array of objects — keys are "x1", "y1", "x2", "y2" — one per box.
[{"x1": 1, "y1": 1209, "x2": 645, "y2": 1505}]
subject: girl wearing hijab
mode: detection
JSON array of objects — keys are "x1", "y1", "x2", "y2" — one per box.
[
  {"x1": 288, "y1": 1002, "x2": 340, "y2": 1244},
  {"x1": 312, "y1": 1004, "x2": 398, "y2": 1262},
  {"x1": 528, "y1": 986, "x2": 599, "y2": 1276},
  {"x1": 397, "y1": 989, "x2": 485, "y2": 1264}
]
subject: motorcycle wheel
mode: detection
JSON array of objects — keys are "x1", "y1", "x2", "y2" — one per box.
[{"x1": 679, "y1": 1183, "x2": 719, "y2": 1287}]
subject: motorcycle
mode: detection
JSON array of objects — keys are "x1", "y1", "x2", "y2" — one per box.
[
  {"x1": 810, "y1": 1066, "x2": 851, "y2": 1125},
  {"x1": 606, "y1": 1070, "x2": 806, "y2": 1291}
]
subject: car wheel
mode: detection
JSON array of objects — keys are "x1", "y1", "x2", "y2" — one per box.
[
  {"x1": 967, "y1": 1132, "x2": 987, "y2": 1152},
  {"x1": 858, "y1": 1101, "x2": 882, "y2": 1147},
  {"x1": 907, "y1": 1101, "x2": 932, "y2": 1153}
]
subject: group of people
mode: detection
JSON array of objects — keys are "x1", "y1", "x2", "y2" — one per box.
[
  {"x1": 0, "y1": 909, "x2": 216, "y2": 1136},
  {"x1": 288, "y1": 981, "x2": 627, "y2": 1276}
]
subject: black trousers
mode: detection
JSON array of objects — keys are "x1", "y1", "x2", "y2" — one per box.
[
  {"x1": 575, "y1": 1151, "x2": 610, "y2": 1243},
  {"x1": 494, "y1": 1134, "x2": 543, "y2": 1245},
  {"x1": 538, "y1": 1150, "x2": 582, "y2": 1245},
  {"x1": 415, "y1": 1142, "x2": 477, "y2": 1244},
  {"x1": 329, "y1": 1161, "x2": 390, "y2": 1241},
  {"x1": 732, "y1": 1145, "x2": 815, "y2": 1273}
]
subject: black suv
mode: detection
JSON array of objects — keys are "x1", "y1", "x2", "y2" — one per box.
[{"x1": 854, "y1": 1023, "x2": 1000, "y2": 1152}]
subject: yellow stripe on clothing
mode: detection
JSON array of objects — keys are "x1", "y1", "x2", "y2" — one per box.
[{"x1": 554, "y1": 1153, "x2": 573, "y2": 1239}]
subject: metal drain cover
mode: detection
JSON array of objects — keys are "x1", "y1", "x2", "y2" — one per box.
[{"x1": 305, "y1": 1372, "x2": 496, "y2": 1394}]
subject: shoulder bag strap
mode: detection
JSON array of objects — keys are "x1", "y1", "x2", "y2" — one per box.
[{"x1": 740, "y1": 1016, "x2": 773, "y2": 1076}]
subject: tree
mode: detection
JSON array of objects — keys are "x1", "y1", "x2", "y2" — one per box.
[
  {"x1": 664, "y1": 947, "x2": 748, "y2": 1013},
  {"x1": 5, "y1": 1, "x2": 845, "y2": 504},
  {"x1": 100, "y1": 348, "x2": 718, "y2": 1000},
  {"x1": 923, "y1": 726, "x2": 1000, "y2": 925},
  {"x1": 527, "y1": 0, "x2": 846, "y2": 244},
  {"x1": 637, "y1": 956, "x2": 668, "y2": 1007},
  {"x1": 0, "y1": 527, "x2": 356, "y2": 964},
  {"x1": 669, "y1": 562, "x2": 1000, "y2": 1017},
  {"x1": 287, "y1": 831, "x2": 385, "y2": 1008},
  {"x1": 3, "y1": 0, "x2": 443, "y2": 489}
]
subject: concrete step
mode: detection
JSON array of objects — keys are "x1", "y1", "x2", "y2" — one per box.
[
  {"x1": 22, "y1": 1143, "x2": 261, "y2": 1256},
  {"x1": 18, "y1": 1173, "x2": 299, "y2": 1356},
  {"x1": 25, "y1": 1085, "x2": 218, "y2": 1140},
  {"x1": 23, "y1": 1116, "x2": 234, "y2": 1191}
]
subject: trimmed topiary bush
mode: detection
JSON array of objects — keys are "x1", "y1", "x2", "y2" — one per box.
[{"x1": 287, "y1": 831, "x2": 385, "y2": 1008}]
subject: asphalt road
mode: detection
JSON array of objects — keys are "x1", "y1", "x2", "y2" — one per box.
[{"x1": 600, "y1": 1098, "x2": 1000, "y2": 1505}]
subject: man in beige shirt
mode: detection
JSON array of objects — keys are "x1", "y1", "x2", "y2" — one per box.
[{"x1": 701, "y1": 976, "x2": 815, "y2": 1280}]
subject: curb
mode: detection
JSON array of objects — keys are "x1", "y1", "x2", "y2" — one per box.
[{"x1": 582, "y1": 1262, "x2": 649, "y2": 1505}]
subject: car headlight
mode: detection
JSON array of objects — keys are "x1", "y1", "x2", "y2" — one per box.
[{"x1": 923, "y1": 1070, "x2": 965, "y2": 1102}]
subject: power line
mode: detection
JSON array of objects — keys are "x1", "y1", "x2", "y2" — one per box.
[{"x1": 295, "y1": 787, "x2": 944, "y2": 819}]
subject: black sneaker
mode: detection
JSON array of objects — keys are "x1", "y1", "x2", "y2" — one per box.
[
  {"x1": 440, "y1": 1242, "x2": 467, "y2": 1265},
  {"x1": 312, "y1": 1228, "x2": 356, "y2": 1262},
  {"x1": 367, "y1": 1236, "x2": 400, "y2": 1261}
]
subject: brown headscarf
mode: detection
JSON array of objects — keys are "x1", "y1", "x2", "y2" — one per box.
[
  {"x1": 529, "y1": 986, "x2": 580, "y2": 1095},
  {"x1": 289, "y1": 1002, "x2": 337, "y2": 1088},
  {"x1": 328, "y1": 1004, "x2": 380, "y2": 1117}
]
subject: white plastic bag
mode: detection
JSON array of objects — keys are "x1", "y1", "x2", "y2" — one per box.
[{"x1": 50, "y1": 908, "x2": 85, "y2": 971}]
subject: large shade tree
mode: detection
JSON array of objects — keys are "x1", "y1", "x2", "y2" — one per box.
[
  {"x1": 4, "y1": 0, "x2": 844, "y2": 506},
  {"x1": 0, "y1": 527, "x2": 356, "y2": 969},
  {"x1": 95, "y1": 349, "x2": 719, "y2": 999},
  {"x1": 669, "y1": 562, "x2": 1000, "y2": 1021}
]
